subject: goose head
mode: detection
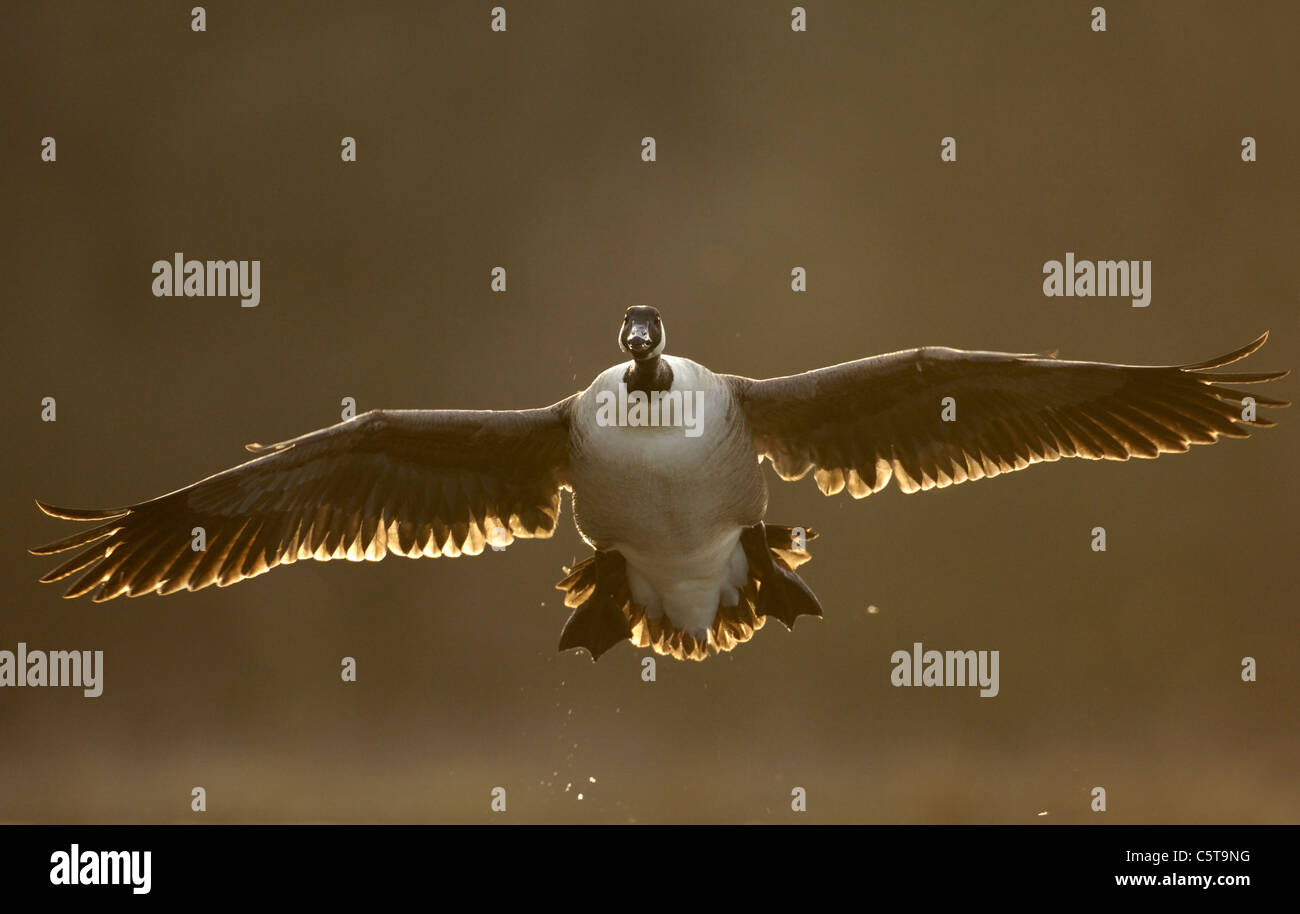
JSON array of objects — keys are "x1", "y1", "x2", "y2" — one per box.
[{"x1": 619, "y1": 306, "x2": 665, "y2": 361}]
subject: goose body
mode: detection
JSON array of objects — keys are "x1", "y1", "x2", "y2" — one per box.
[
  {"x1": 569, "y1": 355, "x2": 765, "y2": 639},
  {"x1": 31, "y1": 307, "x2": 1289, "y2": 662}
]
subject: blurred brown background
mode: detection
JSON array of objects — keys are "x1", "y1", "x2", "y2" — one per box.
[{"x1": 1, "y1": 1, "x2": 1296, "y2": 823}]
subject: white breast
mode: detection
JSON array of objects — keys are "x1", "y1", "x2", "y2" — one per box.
[{"x1": 567, "y1": 356, "x2": 767, "y2": 635}]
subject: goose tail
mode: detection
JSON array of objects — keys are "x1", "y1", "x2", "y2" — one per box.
[{"x1": 554, "y1": 522, "x2": 821, "y2": 662}]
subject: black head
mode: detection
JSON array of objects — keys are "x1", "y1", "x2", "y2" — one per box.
[{"x1": 619, "y1": 306, "x2": 665, "y2": 361}]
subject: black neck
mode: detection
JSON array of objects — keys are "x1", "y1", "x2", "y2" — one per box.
[{"x1": 624, "y1": 356, "x2": 673, "y2": 395}]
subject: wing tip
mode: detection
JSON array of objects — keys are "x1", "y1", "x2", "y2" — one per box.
[
  {"x1": 1181, "y1": 331, "x2": 1272, "y2": 371},
  {"x1": 34, "y1": 499, "x2": 129, "y2": 521}
]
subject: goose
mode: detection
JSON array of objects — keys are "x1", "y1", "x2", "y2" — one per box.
[{"x1": 32, "y1": 308, "x2": 1288, "y2": 661}]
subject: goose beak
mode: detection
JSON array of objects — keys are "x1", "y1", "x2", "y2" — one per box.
[{"x1": 624, "y1": 323, "x2": 653, "y2": 355}]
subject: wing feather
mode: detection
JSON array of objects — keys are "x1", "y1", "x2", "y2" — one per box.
[
  {"x1": 32, "y1": 399, "x2": 575, "y2": 600},
  {"x1": 732, "y1": 334, "x2": 1288, "y2": 499}
]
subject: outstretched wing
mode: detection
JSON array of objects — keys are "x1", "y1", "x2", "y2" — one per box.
[
  {"x1": 731, "y1": 334, "x2": 1288, "y2": 498},
  {"x1": 32, "y1": 399, "x2": 576, "y2": 601}
]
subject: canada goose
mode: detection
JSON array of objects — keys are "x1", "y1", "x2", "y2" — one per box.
[{"x1": 32, "y1": 309, "x2": 1288, "y2": 661}]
